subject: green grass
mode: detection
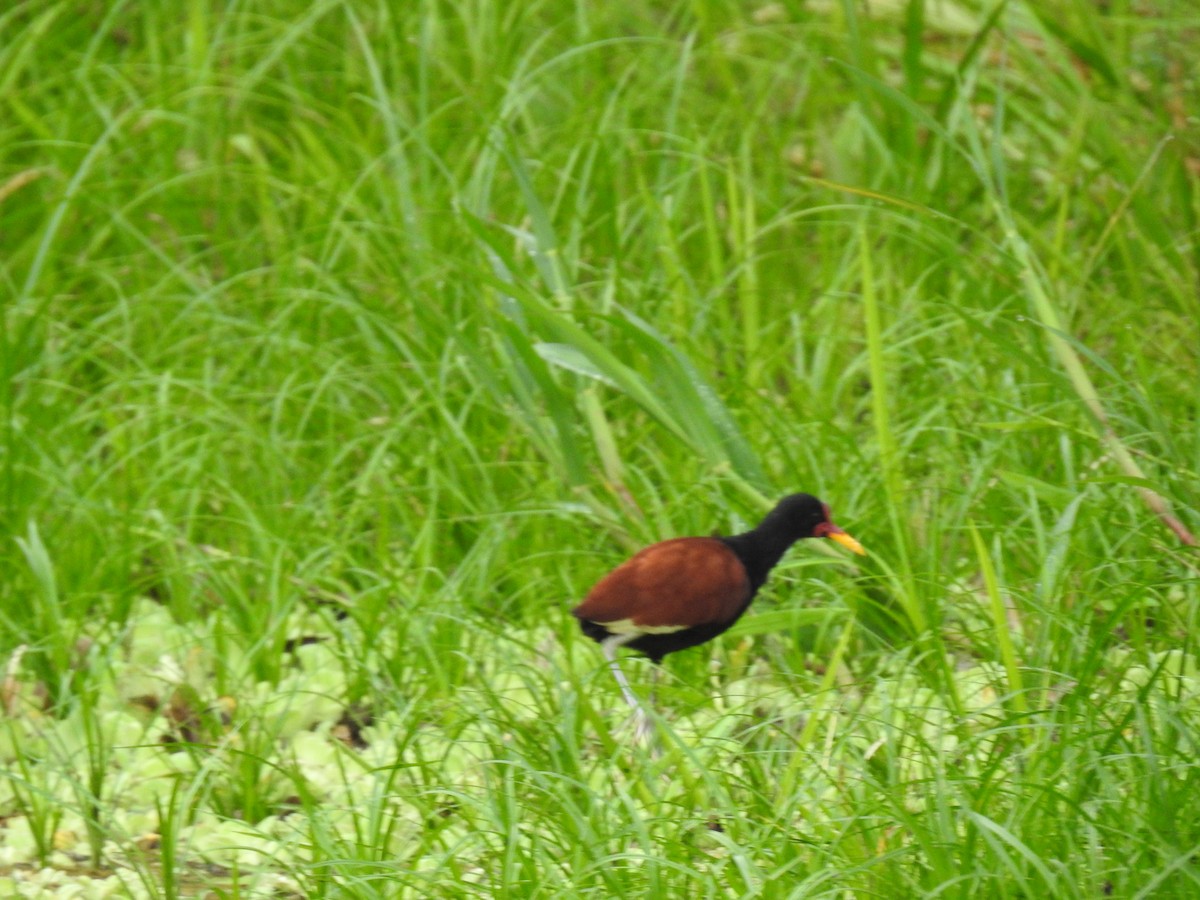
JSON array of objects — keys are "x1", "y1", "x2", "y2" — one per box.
[{"x1": 2, "y1": 0, "x2": 1198, "y2": 896}]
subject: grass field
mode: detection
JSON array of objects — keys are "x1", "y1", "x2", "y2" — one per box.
[{"x1": 2, "y1": 0, "x2": 1199, "y2": 896}]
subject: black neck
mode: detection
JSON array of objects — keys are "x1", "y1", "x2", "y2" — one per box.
[{"x1": 720, "y1": 526, "x2": 801, "y2": 591}]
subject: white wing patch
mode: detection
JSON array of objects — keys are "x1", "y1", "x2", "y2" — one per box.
[{"x1": 596, "y1": 618, "x2": 688, "y2": 635}]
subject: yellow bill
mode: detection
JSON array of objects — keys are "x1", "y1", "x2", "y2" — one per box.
[{"x1": 828, "y1": 530, "x2": 866, "y2": 556}]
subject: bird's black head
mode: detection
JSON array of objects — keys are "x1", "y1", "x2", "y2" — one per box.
[
  {"x1": 759, "y1": 493, "x2": 865, "y2": 554},
  {"x1": 759, "y1": 493, "x2": 831, "y2": 540},
  {"x1": 721, "y1": 492, "x2": 864, "y2": 590}
]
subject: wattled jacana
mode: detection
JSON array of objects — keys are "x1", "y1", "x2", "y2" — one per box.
[{"x1": 572, "y1": 493, "x2": 864, "y2": 731}]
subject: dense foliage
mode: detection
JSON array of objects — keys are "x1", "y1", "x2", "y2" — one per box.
[{"x1": 1, "y1": 1, "x2": 1197, "y2": 896}]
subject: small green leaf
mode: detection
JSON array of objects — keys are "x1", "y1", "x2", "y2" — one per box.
[
  {"x1": 534, "y1": 343, "x2": 616, "y2": 386},
  {"x1": 727, "y1": 607, "x2": 847, "y2": 638},
  {"x1": 995, "y1": 470, "x2": 1077, "y2": 503}
]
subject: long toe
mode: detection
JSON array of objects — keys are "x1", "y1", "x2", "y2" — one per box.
[{"x1": 631, "y1": 708, "x2": 656, "y2": 745}]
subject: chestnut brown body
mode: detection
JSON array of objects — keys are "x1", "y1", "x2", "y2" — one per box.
[{"x1": 573, "y1": 538, "x2": 753, "y2": 663}]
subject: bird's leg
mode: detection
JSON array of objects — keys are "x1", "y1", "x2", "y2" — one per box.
[
  {"x1": 600, "y1": 633, "x2": 653, "y2": 739},
  {"x1": 638, "y1": 665, "x2": 665, "y2": 746},
  {"x1": 600, "y1": 633, "x2": 644, "y2": 713}
]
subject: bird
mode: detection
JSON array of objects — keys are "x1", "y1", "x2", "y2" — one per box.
[{"x1": 572, "y1": 493, "x2": 865, "y2": 735}]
